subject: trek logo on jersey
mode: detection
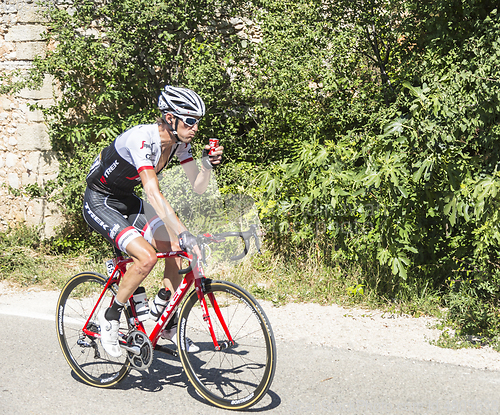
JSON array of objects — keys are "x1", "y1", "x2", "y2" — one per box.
[
  {"x1": 84, "y1": 202, "x2": 109, "y2": 231},
  {"x1": 99, "y1": 160, "x2": 119, "y2": 184},
  {"x1": 104, "y1": 160, "x2": 119, "y2": 178},
  {"x1": 109, "y1": 223, "x2": 120, "y2": 239}
]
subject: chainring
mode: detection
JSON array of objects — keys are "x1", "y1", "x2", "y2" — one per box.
[{"x1": 126, "y1": 330, "x2": 153, "y2": 371}]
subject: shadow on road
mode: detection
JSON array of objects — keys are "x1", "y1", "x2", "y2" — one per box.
[{"x1": 70, "y1": 351, "x2": 281, "y2": 412}]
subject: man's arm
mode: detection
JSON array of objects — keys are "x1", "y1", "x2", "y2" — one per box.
[
  {"x1": 140, "y1": 168, "x2": 187, "y2": 235},
  {"x1": 182, "y1": 144, "x2": 224, "y2": 194},
  {"x1": 140, "y1": 168, "x2": 203, "y2": 263}
]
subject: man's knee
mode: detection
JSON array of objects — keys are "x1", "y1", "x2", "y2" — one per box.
[
  {"x1": 128, "y1": 241, "x2": 158, "y2": 276},
  {"x1": 141, "y1": 251, "x2": 158, "y2": 272}
]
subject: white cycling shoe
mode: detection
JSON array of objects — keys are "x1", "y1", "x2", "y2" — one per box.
[
  {"x1": 161, "y1": 326, "x2": 200, "y2": 353},
  {"x1": 99, "y1": 312, "x2": 122, "y2": 358}
]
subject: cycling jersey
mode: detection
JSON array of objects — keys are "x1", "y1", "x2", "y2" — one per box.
[
  {"x1": 86, "y1": 124, "x2": 193, "y2": 196},
  {"x1": 83, "y1": 123, "x2": 193, "y2": 253}
]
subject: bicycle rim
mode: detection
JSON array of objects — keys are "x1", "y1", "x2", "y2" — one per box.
[
  {"x1": 55, "y1": 272, "x2": 131, "y2": 387},
  {"x1": 178, "y1": 280, "x2": 276, "y2": 410}
]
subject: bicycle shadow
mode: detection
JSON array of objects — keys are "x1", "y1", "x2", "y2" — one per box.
[
  {"x1": 74, "y1": 351, "x2": 281, "y2": 411},
  {"x1": 113, "y1": 352, "x2": 185, "y2": 393},
  {"x1": 172, "y1": 346, "x2": 280, "y2": 411},
  {"x1": 184, "y1": 380, "x2": 281, "y2": 412}
]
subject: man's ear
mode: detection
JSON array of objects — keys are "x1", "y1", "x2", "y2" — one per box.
[{"x1": 164, "y1": 113, "x2": 175, "y2": 125}]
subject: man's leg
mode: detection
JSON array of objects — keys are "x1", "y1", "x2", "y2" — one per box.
[
  {"x1": 100, "y1": 237, "x2": 157, "y2": 357},
  {"x1": 152, "y1": 226, "x2": 199, "y2": 352},
  {"x1": 150, "y1": 224, "x2": 183, "y2": 291},
  {"x1": 115, "y1": 237, "x2": 158, "y2": 303}
]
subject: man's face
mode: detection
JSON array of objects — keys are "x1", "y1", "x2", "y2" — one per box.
[{"x1": 166, "y1": 113, "x2": 200, "y2": 143}]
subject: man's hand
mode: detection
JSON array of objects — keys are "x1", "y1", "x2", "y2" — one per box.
[
  {"x1": 178, "y1": 231, "x2": 197, "y2": 252},
  {"x1": 178, "y1": 231, "x2": 203, "y2": 278},
  {"x1": 202, "y1": 144, "x2": 224, "y2": 169}
]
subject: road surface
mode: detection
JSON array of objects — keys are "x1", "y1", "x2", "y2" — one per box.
[{"x1": 0, "y1": 288, "x2": 499, "y2": 414}]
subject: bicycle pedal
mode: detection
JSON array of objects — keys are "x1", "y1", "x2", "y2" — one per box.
[{"x1": 154, "y1": 344, "x2": 178, "y2": 357}]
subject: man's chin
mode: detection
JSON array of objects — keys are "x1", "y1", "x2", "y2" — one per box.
[{"x1": 178, "y1": 136, "x2": 193, "y2": 144}]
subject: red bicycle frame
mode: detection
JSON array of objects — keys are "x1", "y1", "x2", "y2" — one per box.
[{"x1": 86, "y1": 250, "x2": 234, "y2": 351}]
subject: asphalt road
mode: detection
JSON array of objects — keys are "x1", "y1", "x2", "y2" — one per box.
[{"x1": 1, "y1": 292, "x2": 500, "y2": 415}]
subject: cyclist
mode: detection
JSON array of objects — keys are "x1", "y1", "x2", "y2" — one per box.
[{"x1": 83, "y1": 86, "x2": 223, "y2": 357}]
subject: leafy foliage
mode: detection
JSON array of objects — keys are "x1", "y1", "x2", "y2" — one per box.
[
  {"x1": 28, "y1": 0, "x2": 256, "y2": 245},
  {"x1": 257, "y1": 2, "x2": 500, "y2": 336}
]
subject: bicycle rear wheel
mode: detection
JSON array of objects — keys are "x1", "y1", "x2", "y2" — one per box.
[
  {"x1": 56, "y1": 272, "x2": 131, "y2": 387},
  {"x1": 178, "y1": 280, "x2": 276, "y2": 410}
]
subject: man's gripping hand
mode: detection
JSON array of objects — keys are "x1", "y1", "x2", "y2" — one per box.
[
  {"x1": 178, "y1": 231, "x2": 198, "y2": 253},
  {"x1": 201, "y1": 144, "x2": 223, "y2": 170}
]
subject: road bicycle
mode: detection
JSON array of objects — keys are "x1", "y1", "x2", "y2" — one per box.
[{"x1": 55, "y1": 225, "x2": 276, "y2": 410}]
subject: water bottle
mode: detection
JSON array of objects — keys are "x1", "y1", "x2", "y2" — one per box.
[
  {"x1": 132, "y1": 287, "x2": 149, "y2": 322},
  {"x1": 149, "y1": 288, "x2": 171, "y2": 321}
]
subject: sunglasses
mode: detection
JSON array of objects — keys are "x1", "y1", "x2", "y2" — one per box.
[{"x1": 175, "y1": 114, "x2": 201, "y2": 127}]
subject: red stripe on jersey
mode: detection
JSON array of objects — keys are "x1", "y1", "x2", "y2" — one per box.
[
  {"x1": 180, "y1": 157, "x2": 194, "y2": 165},
  {"x1": 127, "y1": 165, "x2": 154, "y2": 179},
  {"x1": 137, "y1": 165, "x2": 154, "y2": 173}
]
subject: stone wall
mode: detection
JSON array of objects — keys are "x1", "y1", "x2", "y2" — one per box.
[{"x1": 1, "y1": 1, "x2": 67, "y2": 237}]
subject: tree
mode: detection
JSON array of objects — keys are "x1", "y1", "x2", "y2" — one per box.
[
  {"x1": 28, "y1": 0, "x2": 252, "y2": 245},
  {"x1": 259, "y1": 2, "x2": 500, "y2": 294}
]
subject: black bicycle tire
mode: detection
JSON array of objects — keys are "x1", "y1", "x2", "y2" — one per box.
[
  {"x1": 177, "y1": 280, "x2": 277, "y2": 410},
  {"x1": 55, "y1": 272, "x2": 131, "y2": 387}
]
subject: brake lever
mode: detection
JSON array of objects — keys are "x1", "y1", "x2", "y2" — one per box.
[{"x1": 250, "y1": 225, "x2": 262, "y2": 254}]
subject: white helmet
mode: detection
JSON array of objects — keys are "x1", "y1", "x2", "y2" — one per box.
[{"x1": 158, "y1": 85, "x2": 205, "y2": 117}]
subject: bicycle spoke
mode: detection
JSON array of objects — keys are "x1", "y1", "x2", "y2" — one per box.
[
  {"x1": 178, "y1": 281, "x2": 276, "y2": 410},
  {"x1": 56, "y1": 273, "x2": 131, "y2": 387}
]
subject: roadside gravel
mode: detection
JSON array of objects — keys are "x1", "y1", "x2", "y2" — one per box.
[{"x1": 263, "y1": 301, "x2": 500, "y2": 371}]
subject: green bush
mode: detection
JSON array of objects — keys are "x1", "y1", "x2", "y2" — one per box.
[{"x1": 0, "y1": 224, "x2": 44, "y2": 281}]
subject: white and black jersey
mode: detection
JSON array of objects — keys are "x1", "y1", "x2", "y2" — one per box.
[
  {"x1": 86, "y1": 124, "x2": 193, "y2": 196},
  {"x1": 83, "y1": 124, "x2": 193, "y2": 253}
]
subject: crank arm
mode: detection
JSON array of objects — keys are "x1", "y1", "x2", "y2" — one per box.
[
  {"x1": 155, "y1": 344, "x2": 178, "y2": 357},
  {"x1": 120, "y1": 343, "x2": 140, "y2": 355}
]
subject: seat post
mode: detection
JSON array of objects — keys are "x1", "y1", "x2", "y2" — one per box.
[{"x1": 113, "y1": 246, "x2": 123, "y2": 258}]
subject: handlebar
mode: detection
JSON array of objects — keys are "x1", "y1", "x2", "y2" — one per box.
[
  {"x1": 178, "y1": 224, "x2": 261, "y2": 275},
  {"x1": 178, "y1": 253, "x2": 197, "y2": 275}
]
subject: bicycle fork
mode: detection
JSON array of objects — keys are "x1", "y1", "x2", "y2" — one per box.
[{"x1": 195, "y1": 278, "x2": 235, "y2": 351}]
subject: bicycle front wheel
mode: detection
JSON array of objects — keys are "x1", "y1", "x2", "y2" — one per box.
[
  {"x1": 56, "y1": 272, "x2": 131, "y2": 387},
  {"x1": 178, "y1": 280, "x2": 276, "y2": 410}
]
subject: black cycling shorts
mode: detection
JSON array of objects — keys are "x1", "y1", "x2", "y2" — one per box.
[{"x1": 83, "y1": 187, "x2": 165, "y2": 253}]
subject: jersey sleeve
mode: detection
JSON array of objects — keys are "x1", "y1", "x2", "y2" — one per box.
[
  {"x1": 176, "y1": 143, "x2": 194, "y2": 165},
  {"x1": 125, "y1": 128, "x2": 157, "y2": 173}
]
